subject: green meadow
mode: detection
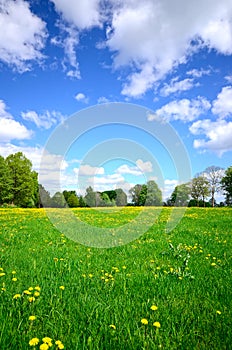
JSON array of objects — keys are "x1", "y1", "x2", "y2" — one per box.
[{"x1": 0, "y1": 207, "x2": 231, "y2": 349}]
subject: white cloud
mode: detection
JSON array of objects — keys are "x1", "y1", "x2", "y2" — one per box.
[
  {"x1": 75, "y1": 92, "x2": 89, "y2": 103},
  {"x1": 51, "y1": 0, "x2": 102, "y2": 30},
  {"x1": 160, "y1": 78, "x2": 195, "y2": 97},
  {"x1": 136, "y1": 159, "x2": 153, "y2": 173},
  {"x1": 21, "y1": 110, "x2": 65, "y2": 129},
  {"x1": 0, "y1": 0, "x2": 47, "y2": 72},
  {"x1": 116, "y1": 164, "x2": 142, "y2": 176},
  {"x1": 225, "y1": 75, "x2": 232, "y2": 84},
  {"x1": 212, "y1": 86, "x2": 232, "y2": 118},
  {"x1": 97, "y1": 96, "x2": 110, "y2": 104},
  {"x1": 106, "y1": 0, "x2": 232, "y2": 97},
  {"x1": 0, "y1": 100, "x2": 32, "y2": 141},
  {"x1": 77, "y1": 164, "x2": 105, "y2": 176},
  {"x1": 148, "y1": 97, "x2": 211, "y2": 123},
  {"x1": 190, "y1": 119, "x2": 232, "y2": 154},
  {"x1": 162, "y1": 179, "x2": 179, "y2": 200},
  {"x1": 187, "y1": 68, "x2": 211, "y2": 78}
]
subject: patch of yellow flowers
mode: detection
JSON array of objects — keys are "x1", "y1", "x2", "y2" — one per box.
[{"x1": 29, "y1": 337, "x2": 64, "y2": 349}]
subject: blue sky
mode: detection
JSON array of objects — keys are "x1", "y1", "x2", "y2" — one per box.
[{"x1": 0, "y1": 0, "x2": 232, "y2": 200}]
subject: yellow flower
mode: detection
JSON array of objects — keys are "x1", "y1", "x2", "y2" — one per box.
[
  {"x1": 29, "y1": 315, "x2": 36, "y2": 321},
  {"x1": 59, "y1": 286, "x2": 65, "y2": 290},
  {"x1": 88, "y1": 274, "x2": 93, "y2": 278},
  {"x1": 12, "y1": 271, "x2": 16, "y2": 274},
  {"x1": 109, "y1": 324, "x2": 116, "y2": 330},
  {"x1": 150, "y1": 305, "x2": 158, "y2": 311},
  {"x1": 54, "y1": 257, "x2": 59, "y2": 262},
  {"x1": 28, "y1": 287, "x2": 34, "y2": 291},
  {"x1": 34, "y1": 291, "x2": 40, "y2": 297},
  {"x1": 216, "y1": 310, "x2": 222, "y2": 315},
  {"x1": 141, "y1": 318, "x2": 148, "y2": 325},
  {"x1": 0, "y1": 273, "x2": 6, "y2": 277},
  {"x1": 12, "y1": 277, "x2": 17, "y2": 282},
  {"x1": 13, "y1": 294, "x2": 21, "y2": 299},
  {"x1": 28, "y1": 296, "x2": 36, "y2": 302},
  {"x1": 29, "y1": 338, "x2": 39, "y2": 346},
  {"x1": 40, "y1": 344, "x2": 49, "y2": 350},
  {"x1": 55, "y1": 340, "x2": 64, "y2": 349},
  {"x1": 42, "y1": 337, "x2": 52, "y2": 347},
  {"x1": 153, "y1": 321, "x2": 161, "y2": 328},
  {"x1": 35, "y1": 286, "x2": 41, "y2": 291},
  {"x1": 211, "y1": 263, "x2": 216, "y2": 266},
  {"x1": 24, "y1": 290, "x2": 31, "y2": 295}
]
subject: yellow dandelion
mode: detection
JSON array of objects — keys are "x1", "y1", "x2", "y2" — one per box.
[
  {"x1": 12, "y1": 271, "x2": 16, "y2": 274},
  {"x1": 13, "y1": 293, "x2": 21, "y2": 299},
  {"x1": 24, "y1": 290, "x2": 31, "y2": 295},
  {"x1": 35, "y1": 286, "x2": 41, "y2": 291},
  {"x1": 141, "y1": 318, "x2": 148, "y2": 325},
  {"x1": 109, "y1": 324, "x2": 116, "y2": 330},
  {"x1": 40, "y1": 344, "x2": 49, "y2": 350},
  {"x1": 34, "y1": 291, "x2": 40, "y2": 297},
  {"x1": 122, "y1": 266, "x2": 127, "y2": 269},
  {"x1": 54, "y1": 257, "x2": 59, "y2": 262},
  {"x1": 150, "y1": 305, "x2": 158, "y2": 311},
  {"x1": 28, "y1": 296, "x2": 36, "y2": 302},
  {"x1": 59, "y1": 285, "x2": 65, "y2": 290},
  {"x1": 42, "y1": 337, "x2": 52, "y2": 346},
  {"x1": 29, "y1": 338, "x2": 39, "y2": 346},
  {"x1": 153, "y1": 321, "x2": 161, "y2": 328},
  {"x1": 88, "y1": 274, "x2": 93, "y2": 278},
  {"x1": 55, "y1": 340, "x2": 64, "y2": 349},
  {"x1": 0, "y1": 273, "x2": 6, "y2": 277},
  {"x1": 12, "y1": 277, "x2": 17, "y2": 282},
  {"x1": 29, "y1": 315, "x2": 36, "y2": 321},
  {"x1": 211, "y1": 263, "x2": 216, "y2": 266},
  {"x1": 216, "y1": 310, "x2": 222, "y2": 315}
]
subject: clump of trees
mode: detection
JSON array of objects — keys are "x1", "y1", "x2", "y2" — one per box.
[{"x1": 0, "y1": 152, "x2": 38, "y2": 207}]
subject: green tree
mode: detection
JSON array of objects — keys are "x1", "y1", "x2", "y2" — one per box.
[
  {"x1": 0, "y1": 156, "x2": 13, "y2": 205},
  {"x1": 85, "y1": 186, "x2": 96, "y2": 207},
  {"x1": 145, "y1": 180, "x2": 162, "y2": 206},
  {"x1": 221, "y1": 166, "x2": 232, "y2": 205},
  {"x1": 115, "y1": 188, "x2": 127, "y2": 206},
  {"x1": 170, "y1": 183, "x2": 190, "y2": 206},
  {"x1": 138, "y1": 184, "x2": 147, "y2": 206},
  {"x1": 51, "y1": 192, "x2": 66, "y2": 208},
  {"x1": 67, "y1": 193, "x2": 79, "y2": 207},
  {"x1": 39, "y1": 184, "x2": 52, "y2": 207},
  {"x1": 201, "y1": 166, "x2": 224, "y2": 207},
  {"x1": 191, "y1": 176, "x2": 210, "y2": 207},
  {"x1": 6, "y1": 152, "x2": 38, "y2": 207},
  {"x1": 129, "y1": 184, "x2": 142, "y2": 206},
  {"x1": 78, "y1": 195, "x2": 86, "y2": 207}
]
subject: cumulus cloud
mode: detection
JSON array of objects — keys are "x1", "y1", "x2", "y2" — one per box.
[
  {"x1": 160, "y1": 78, "x2": 195, "y2": 96},
  {"x1": 106, "y1": 0, "x2": 232, "y2": 97},
  {"x1": 0, "y1": 100, "x2": 32, "y2": 142},
  {"x1": 0, "y1": 0, "x2": 47, "y2": 71},
  {"x1": 190, "y1": 119, "x2": 232, "y2": 154},
  {"x1": 212, "y1": 86, "x2": 232, "y2": 118},
  {"x1": 187, "y1": 68, "x2": 211, "y2": 78},
  {"x1": 21, "y1": 110, "x2": 65, "y2": 129},
  {"x1": 148, "y1": 97, "x2": 211, "y2": 122},
  {"x1": 75, "y1": 92, "x2": 89, "y2": 103},
  {"x1": 115, "y1": 159, "x2": 153, "y2": 176},
  {"x1": 77, "y1": 164, "x2": 105, "y2": 176},
  {"x1": 97, "y1": 96, "x2": 110, "y2": 104}
]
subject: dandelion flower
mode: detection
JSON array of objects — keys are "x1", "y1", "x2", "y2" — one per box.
[
  {"x1": 29, "y1": 338, "x2": 39, "y2": 346},
  {"x1": 12, "y1": 277, "x2": 17, "y2": 282},
  {"x1": 109, "y1": 324, "x2": 116, "y2": 330},
  {"x1": 35, "y1": 286, "x2": 41, "y2": 291},
  {"x1": 24, "y1": 290, "x2": 31, "y2": 295},
  {"x1": 29, "y1": 315, "x2": 36, "y2": 321},
  {"x1": 0, "y1": 273, "x2": 6, "y2": 277},
  {"x1": 153, "y1": 321, "x2": 161, "y2": 328},
  {"x1": 150, "y1": 305, "x2": 158, "y2": 311},
  {"x1": 216, "y1": 310, "x2": 222, "y2": 315},
  {"x1": 13, "y1": 294, "x2": 21, "y2": 299},
  {"x1": 34, "y1": 291, "x2": 40, "y2": 297},
  {"x1": 28, "y1": 287, "x2": 33, "y2": 291},
  {"x1": 40, "y1": 344, "x2": 49, "y2": 350},
  {"x1": 55, "y1": 340, "x2": 64, "y2": 349},
  {"x1": 211, "y1": 263, "x2": 216, "y2": 266},
  {"x1": 12, "y1": 271, "x2": 16, "y2": 274},
  {"x1": 59, "y1": 286, "x2": 65, "y2": 290},
  {"x1": 141, "y1": 318, "x2": 148, "y2": 325},
  {"x1": 28, "y1": 296, "x2": 36, "y2": 302}
]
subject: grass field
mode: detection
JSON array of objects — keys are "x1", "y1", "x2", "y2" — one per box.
[{"x1": 0, "y1": 207, "x2": 231, "y2": 349}]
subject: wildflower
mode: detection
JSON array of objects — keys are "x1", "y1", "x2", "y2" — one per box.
[
  {"x1": 59, "y1": 286, "x2": 65, "y2": 290},
  {"x1": 40, "y1": 344, "x2": 49, "y2": 350},
  {"x1": 54, "y1": 258, "x2": 59, "y2": 262},
  {"x1": 13, "y1": 294, "x2": 21, "y2": 299},
  {"x1": 35, "y1": 286, "x2": 41, "y2": 291},
  {"x1": 28, "y1": 297, "x2": 36, "y2": 302},
  {"x1": 88, "y1": 274, "x2": 93, "y2": 278},
  {"x1": 42, "y1": 337, "x2": 52, "y2": 347},
  {"x1": 211, "y1": 263, "x2": 216, "y2": 266},
  {"x1": 12, "y1": 277, "x2": 17, "y2": 282},
  {"x1": 12, "y1": 271, "x2": 16, "y2": 274},
  {"x1": 109, "y1": 324, "x2": 116, "y2": 330},
  {"x1": 34, "y1": 291, "x2": 40, "y2": 297},
  {"x1": 28, "y1": 287, "x2": 33, "y2": 291},
  {"x1": 24, "y1": 290, "x2": 31, "y2": 295},
  {"x1": 150, "y1": 305, "x2": 158, "y2": 311},
  {"x1": 0, "y1": 273, "x2": 6, "y2": 277},
  {"x1": 216, "y1": 310, "x2": 222, "y2": 315},
  {"x1": 153, "y1": 321, "x2": 161, "y2": 328},
  {"x1": 122, "y1": 266, "x2": 127, "y2": 269},
  {"x1": 29, "y1": 315, "x2": 36, "y2": 321},
  {"x1": 55, "y1": 340, "x2": 64, "y2": 349},
  {"x1": 141, "y1": 318, "x2": 148, "y2": 325},
  {"x1": 29, "y1": 338, "x2": 39, "y2": 346}
]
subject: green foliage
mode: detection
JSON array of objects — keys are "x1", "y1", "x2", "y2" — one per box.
[
  {"x1": 191, "y1": 176, "x2": 210, "y2": 206},
  {"x1": 115, "y1": 188, "x2": 127, "y2": 206},
  {"x1": 0, "y1": 156, "x2": 13, "y2": 204},
  {"x1": 221, "y1": 166, "x2": 232, "y2": 205},
  {"x1": 170, "y1": 183, "x2": 190, "y2": 206}
]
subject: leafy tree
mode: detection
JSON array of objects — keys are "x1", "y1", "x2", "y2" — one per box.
[
  {"x1": 115, "y1": 188, "x2": 127, "y2": 206},
  {"x1": 99, "y1": 192, "x2": 112, "y2": 207},
  {"x1": 201, "y1": 166, "x2": 224, "y2": 207},
  {"x1": 0, "y1": 156, "x2": 13, "y2": 205},
  {"x1": 78, "y1": 195, "x2": 86, "y2": 207},
  {"x1": 6, "y1": 152, "x2": 38, "y2": 207},
  {"x1": 129, "y1": 184, "x2": 142, "y2": 206},
  {"x1": 191, "y1": 176, "x2": 210, "y2": 207},
  {"x1": 85, "y1": 186, "x2": 96, "y2": 207},
  {"x1": 51, "y1": 192, "x2": 66, "y2": 208},
  {"x1": 102, "y1": 190, "x2": 117, "y2": 201},
  {"x1": 221, "y1": 166, "x2": 232, "y2": 205},
  {"x1": 145, "y1": 180, "x2": 162, "y2": 206},
  {"x1": 39, "y1": 184, "x2": 52, "y2": 207},
  {"x1": 67, "y1": 193, "x2": 79, "y2": 207},
  {"x1": 170, "y1": 183, "x2": 190, "y2": 206}
]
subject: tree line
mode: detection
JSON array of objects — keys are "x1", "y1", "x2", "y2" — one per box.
[{"x1": 0, "y1": 152, "x2": 232, "y2": 208}]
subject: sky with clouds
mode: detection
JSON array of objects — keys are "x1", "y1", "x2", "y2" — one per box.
[{"x1": 0, "y1": 0, "x2": 232, "y2": 200}]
